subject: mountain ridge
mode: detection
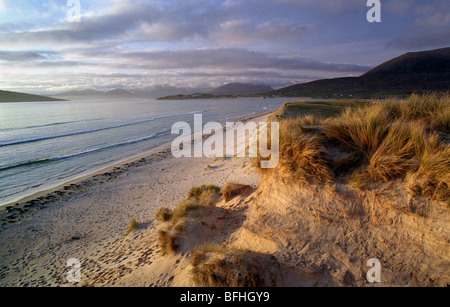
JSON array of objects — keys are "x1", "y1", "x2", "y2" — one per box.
[
  {"x1": 274, "y1": 47, "x2": 450, "y2": 98},
  {"x1": 210, "y1": 83, "x2": 274, "y2": 96}
]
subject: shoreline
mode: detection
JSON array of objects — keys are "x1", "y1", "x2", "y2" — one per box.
[
  {"x1": 0, "y1": 109, "x2": 275, "y2": 227},
  {"x1": 0, "y1": 109, "x2": 273, "y2": 287}
]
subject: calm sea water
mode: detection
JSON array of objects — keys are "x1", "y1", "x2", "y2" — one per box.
[{"x1": 0, "y1": 97, "x2": 292, "y2": 207}]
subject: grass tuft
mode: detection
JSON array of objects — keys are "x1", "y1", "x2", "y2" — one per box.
[
  {"x1": 156, "y1": 185, "x2": 223, "y2": 255},
  {"x1": 188, "y1": 185, "x2": 222, "y2": 199},
  {"x1": 125, "y1": 218, "x2": 140, "y2": 236},
  {"x1": 155, "y1": 207, "x2": 173, "y2": 222},
  {"x1": 222, "y1": 183, "x2": 252, "y2": 202},
  {"x1": 191, "y1": 244, "x2": 279, "y2": 287}
]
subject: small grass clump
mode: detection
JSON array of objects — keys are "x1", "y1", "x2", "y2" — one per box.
[
  {"x1": 125, "y1": 218, "x2": 140, "y2": 236},
  {"x1": 188, "y1": 185, "x2": 222, "y2": 199},
  {"x1": 155, "y1": 207, "x2": 173, "y2": 222},
  {"x1": 158, "y1": 230, "x2": 179, "y2": 255},
  {"x1": 254, "y1": 115, "x2": 333, "y2": 184},
  {"x1": 277, "y1": 118, "x2": 333, "y2": 184},
  {"x1": 191, "y1": 244, "x2": 279, "y2": 287},
  {"x1": 222, "y1": 183, "x2": 251, "y2": 202},
  {"x1": 156, "y1": 185, "x2": 223, "y2": 255}
]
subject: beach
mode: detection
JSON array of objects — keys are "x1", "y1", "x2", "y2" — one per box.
[
  {"x1": 0, "y1": 112, "x2": 270, "y2": 287},
  {"x1": 1, "y1": 98, "x2": 449, "y2": 288}
]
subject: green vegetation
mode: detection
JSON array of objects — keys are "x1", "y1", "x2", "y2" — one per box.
[
  {"x1": 270, "y1": 99, "x2": 369, "y2": 121},
  {"x1": 0, "y1": 90, "x2": 65, "y2": 103}
]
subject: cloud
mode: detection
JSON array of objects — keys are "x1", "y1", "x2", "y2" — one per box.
[
  {"x1": 388, "y1": 0, "x2": 450, "y2": 49},
  {"x1": 215, "y1": 19, "x2": 317, "y2": 45},
  {"x1": 0, "y1": 51, "x2": 47, "y2": 61},
  {"x1": 3, "y1": 46, "x2": 371, "y2": 73},
  {"x1": 0, "y1": 0, "x2": 319, "y2": 48},
  {"x1": 0, "y1": 0, "x2": 446, "y2": 94},
  {"x1": 102, "y1": 48, "x2": 372, "y2": 73}
]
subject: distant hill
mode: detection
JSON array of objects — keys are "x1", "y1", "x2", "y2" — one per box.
[
  {"x1": 211, "y1": 83, "x2": 274, "y2": 96},
  {"x1": 54, "y1": 86, "x2": 212, "y2": 100},
  {"x1": 56, "y1": 89, "x2": 104, "y2": 97},
  {"x1": 274, "y1": 47, "x2": 450, "y2": 98},
  {"x1": 104, "y1": 89, "x2": 133, "y2": 98},
  {"x1": 54, "y1": 88, "x2": 133, "y2": 100},
  {"x1": 0, "y1": 90, "x2": 65, "y2": 103},
  {"x1": 138, "y1": 85, "x2": 213, "y2": 99}
]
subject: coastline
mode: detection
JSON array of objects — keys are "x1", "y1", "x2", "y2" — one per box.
[
  {"x1": 0, "y1": 110, "x2": 274, "y2": 287},
  {"x1": 0, "y1": 109, "x2": 275, "y2": 226}
]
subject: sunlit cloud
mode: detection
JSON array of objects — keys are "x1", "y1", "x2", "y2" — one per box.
[{"x1": 0, "y1": 0, "x2": 448, "y2": 94}]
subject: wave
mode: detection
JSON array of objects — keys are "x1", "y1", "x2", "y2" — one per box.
[
  {"x1": 0, "y1": 110, "x2": 203, "y2": 148},
  {"x1": 0, "y1": 132, "x2": 166, "y2": 173},
  {"x1": 0, "y1": 121, "x2": 76, "y2": 132},
  {"x1": 0, "y1": 117, "x2": 108, "y2": 132},
  {"x1": 0, "y1": 158, "x2": 53, "y2": 172}
]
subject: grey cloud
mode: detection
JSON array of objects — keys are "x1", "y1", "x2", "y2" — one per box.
[
  {"x1": 11, "y1": 47, "x2": 371, "y2": 74},
  {"x1": 0, "y1": 0, "x2": 318, "y2": 47},
  {"x1": 0, "y1": 1, "x2": 232, "y2": 45},
  {"x1": 387, "y1": 0, "x2": 450, "y2": 49},
  {"x1": 0, "y1": 50, "x2": 58, "y2": 61},
  {"x1": 110, "y1": 48, "x2": 372, "y2": 73}
]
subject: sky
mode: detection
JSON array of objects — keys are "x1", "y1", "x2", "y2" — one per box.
[{"x1": 0, "y1": 0, "x2": 449, "y2": 94}]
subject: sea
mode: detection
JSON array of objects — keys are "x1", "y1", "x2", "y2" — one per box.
[{"x1": 0, "y1": 97, "x2": 295, "y2": 207}]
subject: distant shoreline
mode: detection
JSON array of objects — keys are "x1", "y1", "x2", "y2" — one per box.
[
  {"x1": 0, "y1": 90, "x2": 66, "y2": 103},
  {"x1": 156, "y1": 93, "x2": 269, "y2": 100}
]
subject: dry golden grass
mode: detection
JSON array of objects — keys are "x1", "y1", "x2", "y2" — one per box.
[
  {"x1": 411, "y1": 135, "x2": 450, "y2": 203},
  {"x1": 191, "y1": 244, "x2": 279, "y2": 287},
  {"x1": 125, "y1": 218, "x2": 140, "y2": 236},
  {"x1": 188, "y1": 185, "x2": 221, "y2": 199},
  {"x1": 156, "y1": 185, "x2": 222, "y2": 254},
  {"x1": 257, "y1": 116, "x2": 332, "y2": 184},
  {"x1": 158, "y1": 230, "x2": 179, "y2": 255},
  {"x1": 222, "y1": 183, "x2": 251, "y2": 202},
  {"x1": 335, "y1": 93, "x2": 449, "y2": 201},
  {"x1": 367, "y1": 120, "x2": 424, "y2": 181},
  {"x1": 383, "y1": 93, "x2": 450, "y2": 132},
  {"x1": 155, "y1": 207, "x2": 173, "y2": 222},
  {"x1": 324, "y1": 104, "x2": 391, "y2": 157},
  {"x1": 263, "y1": 93, "x2": 449, "y2": 203}
]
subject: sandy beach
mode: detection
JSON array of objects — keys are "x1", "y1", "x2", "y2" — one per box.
[
  {"x1": 1, "y1": 102, "x2": 449, "y2": 288},
  {"x1": 0, "y1": 112, "x2": 270, "y2": 287}
]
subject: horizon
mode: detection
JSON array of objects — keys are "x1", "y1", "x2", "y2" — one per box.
[{"x1": 0, "y1": 0, "x2": 449, "y2": 95}]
